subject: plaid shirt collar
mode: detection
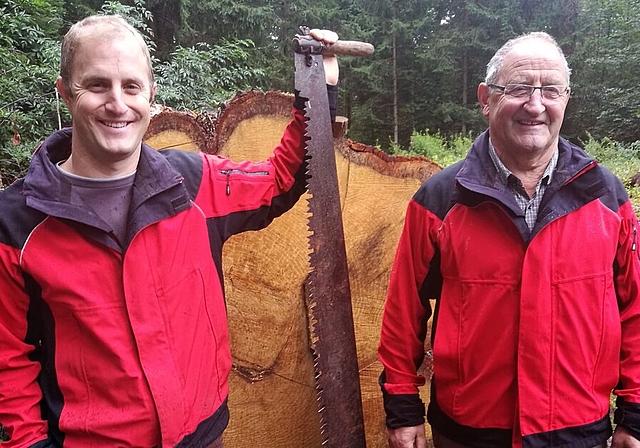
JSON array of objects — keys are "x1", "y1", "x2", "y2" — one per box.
[
  {"x1": 488, "y1": 140, "x2": 558, "y2": 188},
  {"x1": 488, "y1": 140, "x2": 558, "y2": 230}
]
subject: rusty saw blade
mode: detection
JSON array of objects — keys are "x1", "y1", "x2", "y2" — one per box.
[{"x1": 293, "y1": 27, "x2": 373, "y2": 448}]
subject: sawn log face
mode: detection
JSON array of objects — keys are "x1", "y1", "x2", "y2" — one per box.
[{"x1": 143, "y1": 91, "x2": 441, "y2": 448}]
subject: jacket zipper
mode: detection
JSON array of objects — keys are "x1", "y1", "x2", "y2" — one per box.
[
  {"x1": 220, "y1": 169, "x2": 270, "y2": 196},
  {"x1": 633, "y1": 224, "x2": 637, "y2": 251}
]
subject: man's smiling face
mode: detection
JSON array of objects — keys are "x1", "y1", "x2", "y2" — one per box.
[
  {"x1": 478, "y1": 38, "x2": 570, "y2": 161},
  {"x1": 58, "y1": 31, "x2": 156, "y2": 176}
]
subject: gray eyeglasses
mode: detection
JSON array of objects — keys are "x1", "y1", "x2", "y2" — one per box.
[{"x1": 488, "y1": 83, "x2": 570, "y2": 100}]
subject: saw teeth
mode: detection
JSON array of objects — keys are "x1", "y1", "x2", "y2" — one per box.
[{"x1": 296, "y1": 50, "x2": 366, "y2": 446}]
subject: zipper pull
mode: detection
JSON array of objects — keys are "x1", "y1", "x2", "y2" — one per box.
[
  {"x1": 226, "y1": 172, "x2": 231, "y2": 196},
  {"x1": 632, "y1": 224, "x2": 637, "y2": 251}
]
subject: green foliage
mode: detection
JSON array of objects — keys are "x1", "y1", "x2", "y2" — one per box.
[
  {"x1": 582, "y1": 134, "x2": 640, "y2": 211},
  {"x1": 0, "y1": 140, "x2": 38, "y2": 188},
  {"x1": 100, "y1": 0, "x2": 157, "y2": 55},
  {"x1": 392, "y1": 129, "x2": 472, "y2": 167},
  {"x1": 154, "y1": 40, "x2": 266, "y2": 111},
  {"x1": 567, "y1": 0, "x2": 640, "y2": 143},
  {"x1": 0, "y1": 0, "x2": 64, "y2": 135},
  {"x1": 0, "y1": 38, "x2": 63, "y2": 139},
  {"x1": 179, "y1": 0, "x2": 273, "y2": 45},
  {"x1": 339, "y1": 0, "x2": 443, "y2": 149},
  {"x1": 582, "y1": 134, "x2": 640, "y2": 183},
  {"x1": 0, "y1": 0, "x2": 66, "y2": 184},
  {"x1": 0, "y1": 0, "x2": 64, "y2": 49}
]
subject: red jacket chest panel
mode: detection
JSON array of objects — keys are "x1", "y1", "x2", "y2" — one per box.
[
  {"x1": 19, "y1": 209, "x2": 229, "y2": 446},
  {"x1": 433, "y1": 199, "x2": 622, "y2": 432}
]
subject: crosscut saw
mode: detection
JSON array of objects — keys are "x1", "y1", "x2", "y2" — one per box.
[{"x1": 292, "y1": 27, "x2": 374, "y2": 448}]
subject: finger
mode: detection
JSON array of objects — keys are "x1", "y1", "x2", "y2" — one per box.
[{"x1": 309, "y1": 29, "x2": 339, "y2": 44}]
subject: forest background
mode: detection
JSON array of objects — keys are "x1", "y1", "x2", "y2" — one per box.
[{"x1": 1, "y1": 0, "x2": 639, "y2": 198}]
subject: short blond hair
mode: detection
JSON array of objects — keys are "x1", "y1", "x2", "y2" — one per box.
[{"x1": 59, "y1": 15, "x2": 154, "y2": 92}]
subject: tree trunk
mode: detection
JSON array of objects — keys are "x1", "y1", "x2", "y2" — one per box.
[
  {"x1": 147, "y1": 0, "x2": 181, "y2": 60},
  {"x1": 393, "y1": 32, "x2": 399, "y2": 145},
  {"x1": 462, "y1": 47, "x2": 468, "y2": 135}
]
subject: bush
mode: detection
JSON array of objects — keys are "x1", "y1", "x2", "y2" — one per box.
[
  {"x1": 0, "y1": 0, "x2": 65, "y2": 186},
  {"x1": 0, "y1": 140, "x2": 38, "y2": 188},
  {"x1": 154, "y1": 40, "x2": 266, "y2": 112},
  {"x1": 582, "y1": 134, "x2": 640, "y2": 183},
  {"x1": 391, "y1": 129, "x2": 472, "y2": 168},
  {"x1": 0, "y1": 1, "x2": 64, "y2": 143},
  {"x1": 581, "y1": 134, "x2": 640, "y2": 212}
]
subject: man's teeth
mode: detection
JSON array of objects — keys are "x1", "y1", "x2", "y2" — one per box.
[{"x1": 104, "y1": 122, "x2": 128, "y2": 128}]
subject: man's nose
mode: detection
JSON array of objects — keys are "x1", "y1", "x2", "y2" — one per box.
[
  {"x1": 524, "y1": 88, "x2": 545, "y2": 112},
  {"x1": 104, "y1": 88, "x2": 128, "y2": 114}
]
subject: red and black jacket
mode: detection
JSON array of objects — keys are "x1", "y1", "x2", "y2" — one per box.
[
  {"x1": 379, "y1": 131, "x2": 640, "y2": 447},
  {"x1": 0, "y1": 106, "x2": 310, "y2": 447}
]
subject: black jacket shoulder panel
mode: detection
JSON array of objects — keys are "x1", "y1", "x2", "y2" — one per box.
[
  {"x1": 413, "y1": 160, "x2": 463, "y2": 221},
  {"x1": 588, "y1": 163, "x2": 629, "y2": 212},
  {"x1": 537, "y1": 139, "x2": 627, "y2": 228},
  {"x1": 159, "y1": 149, "x2": 204, "y2": 201},
  {"x1": 0, "y1": 179, "x2": 47, "y2": 248}
]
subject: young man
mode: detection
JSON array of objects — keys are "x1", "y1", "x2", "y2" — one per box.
[
  {"x1": 0, "y1": 15, "x2": 339, "y2": 447},
  {"x1": 379, "y1": 32, "x2": 640, "y2": 448}
]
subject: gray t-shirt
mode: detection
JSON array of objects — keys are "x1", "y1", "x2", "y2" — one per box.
[{"x1": 57, "y1": 164, "x2": 135, "y2": 245}]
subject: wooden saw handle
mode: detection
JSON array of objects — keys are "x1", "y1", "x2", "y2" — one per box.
[
  {"x1": 293, "y1": 32, "x2": 374, "y2": 57},
  {"x1": 322, "y1": 40, "x2": 375, "y2": 57}
]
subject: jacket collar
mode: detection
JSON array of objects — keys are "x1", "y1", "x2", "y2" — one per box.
[
  {"x1": 455, "y1": 130, "x2": 596, "y2": 201},
  {"x1": 23, "y1": 128, "x2": 187, "y2": 230},
  {"x1": 452, "y1": 130, "x2": 598, "y2": 238}
]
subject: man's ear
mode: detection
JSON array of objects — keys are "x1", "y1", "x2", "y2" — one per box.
[
  {"x1": 563, "y1": 86, "x2": 571, "y2": 106},
  {"x1": 477, "y1": 83, "x2": 490, "y2": 118},
  {"x1": 149, "y1": 83, "x2": 157, "y2": 104},
  {"x1": 56, "y1": 76, "x2": 71, "y2": 105}
]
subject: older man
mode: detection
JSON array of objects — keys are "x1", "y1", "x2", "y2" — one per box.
[
  {"x1": 379, "y1": 32, "x2": 640, "y2": 448},
  {"x1": 0, "y1": 14, "x2": 338, "y2": 448}
]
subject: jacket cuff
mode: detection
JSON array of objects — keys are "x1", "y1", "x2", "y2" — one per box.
[
  {"x1": 380, "y1": 370, "x2": 425, "y2": 428},
  {"x1": 293, "y1": 84, "x2": 339, "y2": 122},
  {"x1": 383, "y1": 392, "x2": 426, "y2": 429},
  {"x1": 614, "y1": 399, "x2": 640, "y2": 440}
]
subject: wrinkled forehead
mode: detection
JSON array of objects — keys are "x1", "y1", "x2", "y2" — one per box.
[
  {"x1": 66, "y1": 22, "x2": 153, "y2": 82},
  {"x1": 498, "y1": 40, "x2": 568, "y2": 84}
]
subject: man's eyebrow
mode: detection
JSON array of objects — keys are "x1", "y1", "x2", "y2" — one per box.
[
  {"x1": 507, "y1": 79, "x2": 566, "y2": 85},
  {"x1": 78, "y1": 75, "x2": 148, "y2": 86},
  {"x1": 78, "y1": 75, "x2": 109, "y2": 84},
  {"x1": 124, "y1": 77, "x2": 147, "y2": 85}
]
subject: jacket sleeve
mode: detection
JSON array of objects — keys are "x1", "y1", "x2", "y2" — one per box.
[
  {"x1": 0, "y1": 244, "x2": 52, "y2": 448},
  {"x1": 377, "y1": 197, "x2": 440, "y2": 428},
  {"x1": 194, "y1": 86, "x2": 337, "y2": 241},
  {"x1": 613, "y1": 200, "x2": 640, "y2": 439}
]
